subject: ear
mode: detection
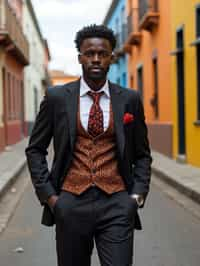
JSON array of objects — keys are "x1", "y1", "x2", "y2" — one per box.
[
  {"x1": 110, "y1": 53, "x2": 116, "y2": 64},
  {"x1": 78, "y1": 54, "x2": 82, "y2": 64}
]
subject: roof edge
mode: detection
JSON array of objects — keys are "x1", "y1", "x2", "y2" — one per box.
[
  {"x1": 26, "y1": 0, "x2": 44, "y2": 43},
  {"x1": 103, "y1": 0, "x2": 119, "y2": 25}
]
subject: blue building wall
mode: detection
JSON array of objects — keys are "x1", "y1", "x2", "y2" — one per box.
[{"x1": 105, "y1": 0, "x2": 128, "y2": 88}]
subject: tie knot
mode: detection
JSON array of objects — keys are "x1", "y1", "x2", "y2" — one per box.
[{"x1": 87, "y1": 91, "x2": 104, "y2": 103}]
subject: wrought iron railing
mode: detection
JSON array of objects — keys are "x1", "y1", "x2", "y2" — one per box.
[{"x1": 139, "y1": 0, "x2": 158, "y2": 22}]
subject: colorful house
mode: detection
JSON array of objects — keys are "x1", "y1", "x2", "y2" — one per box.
[
  {"x1": 0, "y1": 0, "x2": 29, "y2": 151},
  {"x1": 171, "y1": 0, "x2": 200, "y2": 167},
  {"x1": 23, "y1": 0, "x2": 50, "y2": 135},
  {"x1": 104, "y1": 0, "x2": 200, "y2": 168},
  {"x1": 125, "y1": 0, "x2": 173, "y2": 157},
  {"x1": 103, "y1": 0, "x2": 128, "y2": 87},
  {"x1": 42, "y1": 39, "x2": 52, "y2": 94}
]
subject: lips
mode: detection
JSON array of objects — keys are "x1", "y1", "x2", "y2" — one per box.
[{"x1": 89, "y1": 67, "x2": 103, "y2": 72}]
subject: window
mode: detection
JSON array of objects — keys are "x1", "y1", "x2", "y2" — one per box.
[
  {"x1": 12, "y1": 76, "x2": 16, "y2": 120},
  {"x1": 34, "y1": 87, "x2": 38, "y2": 116},
  {"x1": 130, "y1": 75, "x2": 134, "y2": 88},
  {"x1": 121, "y1": 6, "x2": 126, "y2": 43},
  {"x1": 175, "y1": 26, "x2": 186, "y2": 155},
  {"x1": 137, "y1": 65, "x2": 143, "y2": 100},
  {"x1": 196, "y1": 5, "x2": 200, "y2": 37},
  {"x1": 152, "y1": 57, "x2": 159, "y2": 118},
  {"x1": 196, "y1": 5, "x2": 200, "y2": 120},
  {"x1": 7, "y1": 72, "x2": 11, "y2": 120},
  {"x1": 115, "y1": 18, "x2": 120, "y2": 49}
]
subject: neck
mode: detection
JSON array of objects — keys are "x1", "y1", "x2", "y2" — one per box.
[{"x1": 83, "y1": 75, "x2": 106, "y2": 91}]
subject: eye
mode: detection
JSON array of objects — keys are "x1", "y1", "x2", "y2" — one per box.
[
  {"x1": 79, "y1": 50, "x2": 112, "y2": 59},
  {"x1": 84, "y1": 51, "x2": 95, "y2": 57},
  {"x1": 100, "y1": 51, "x2": 110, "y2": 58}
]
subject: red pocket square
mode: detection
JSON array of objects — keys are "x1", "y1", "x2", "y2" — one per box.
[{"x1": 123, "y1": 113, "x2": 134, "y2": 124}]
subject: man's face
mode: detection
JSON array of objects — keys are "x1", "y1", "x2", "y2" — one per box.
[{"x1": 78, "y1": 37, "x2": 114, "y2": 81}]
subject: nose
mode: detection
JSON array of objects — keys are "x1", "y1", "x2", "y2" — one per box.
[{"x1": 92, "y1": 53, "x2": 100, "y2": 62}]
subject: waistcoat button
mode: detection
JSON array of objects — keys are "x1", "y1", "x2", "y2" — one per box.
[{"x1": 91, "y1": 168, "x2": 96, "y2": 174}]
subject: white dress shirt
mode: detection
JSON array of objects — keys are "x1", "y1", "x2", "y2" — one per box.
[{"x1": 80, "y1": 78, "x2": 110, "y2": 131}]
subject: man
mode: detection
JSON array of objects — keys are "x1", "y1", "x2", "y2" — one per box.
[{"x1": 25, "y1": 24, "x2": 152, "y2": 266}]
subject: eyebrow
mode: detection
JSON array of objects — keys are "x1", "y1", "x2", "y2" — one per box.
[{"x1": 84, "y1": 48, "x2": 110, "y2": 51}]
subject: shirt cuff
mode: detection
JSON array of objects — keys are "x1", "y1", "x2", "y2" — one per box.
[{"x1": 130, "y1": 194, "x2": 144, "y2": 207}]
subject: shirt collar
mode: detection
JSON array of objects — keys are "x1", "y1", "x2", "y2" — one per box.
[{"x1": 80, "y1": 77, "x2": 110, "y2": 98}]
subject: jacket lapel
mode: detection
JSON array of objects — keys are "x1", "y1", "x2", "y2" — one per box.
[
  {"x1": 109, "y1": 81, "x2": 125, "y2": 159},
  {"x1": 64, "y1": 79, "x2": 80, "y2": 150}
]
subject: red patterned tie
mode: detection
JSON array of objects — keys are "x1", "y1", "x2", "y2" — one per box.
[{"x1": 87, "y1": 91, "x2": 104, "y2": 137}]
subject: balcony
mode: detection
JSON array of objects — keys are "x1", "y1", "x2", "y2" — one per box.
[
  {"x1": 139, "y1": 0, "x2": 159, "y2": 32},
  {"x1": 126, "y1": 8, "x2": 142, "y2": 46},
  {"x1": 0, "y1": 0, "x2": 29, "y2": 65}
]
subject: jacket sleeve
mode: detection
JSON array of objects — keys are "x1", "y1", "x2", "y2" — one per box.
[
  {"x1": 131, "y1": 92, "x2": 152, "y2": 204},
  {"x1": 25, "y1": 90, "x2": 56, "y2": 205}
]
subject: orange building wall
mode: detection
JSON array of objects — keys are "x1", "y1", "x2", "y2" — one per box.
[
  {"x1": 128, "y1": 0, "x2": 172, "y2": 121},
  {"x1": 50, "y1": 71, "x2": 79, "y2": 86},
  {"x1": 127, "y1": 0, "x2": 173, "y2": 156}
]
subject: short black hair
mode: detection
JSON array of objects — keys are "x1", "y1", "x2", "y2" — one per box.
[{"x1": 74, "y1": 24, "x2": 116, "y2": 51}]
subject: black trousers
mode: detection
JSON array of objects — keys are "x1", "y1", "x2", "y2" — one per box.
[{"x1": 54, "y1": 187, "x2": 138, "y2": 266}]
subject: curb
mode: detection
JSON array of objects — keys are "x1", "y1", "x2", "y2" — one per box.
[
  {"x1": 152, "y1": 166, "x2": 200, "y2": 205},
  {"x1": 0, "y1": 158, "x2": 27, "y2": 200}
]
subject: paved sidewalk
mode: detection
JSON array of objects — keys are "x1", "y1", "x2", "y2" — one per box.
[
  {"x1": 152, "y1": 151, "x2": 200, "y2": 204},
  {"x1": 0, "y1": 138, "x2": 200, "y2": 205},
  {"x1": 0, "y1": 138, "x2": 28, "y2": 199}
]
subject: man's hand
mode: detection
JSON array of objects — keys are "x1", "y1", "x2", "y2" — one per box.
[{"x1": 47, "y1": 195, "x2": 59, "y2": 210}]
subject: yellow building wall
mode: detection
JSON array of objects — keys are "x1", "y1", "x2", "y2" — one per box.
[{"x1": 171, "y1": 0, "x2": 200, "y2": 166}]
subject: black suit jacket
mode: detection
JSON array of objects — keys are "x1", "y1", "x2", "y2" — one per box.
[{"x1": 25, "y1": 79, "x2": 152, "y2": 230}]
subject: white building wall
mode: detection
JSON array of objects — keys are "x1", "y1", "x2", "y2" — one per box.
[{"x1": 23, "y1": 2, "x2": 45, "y2": 133}]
